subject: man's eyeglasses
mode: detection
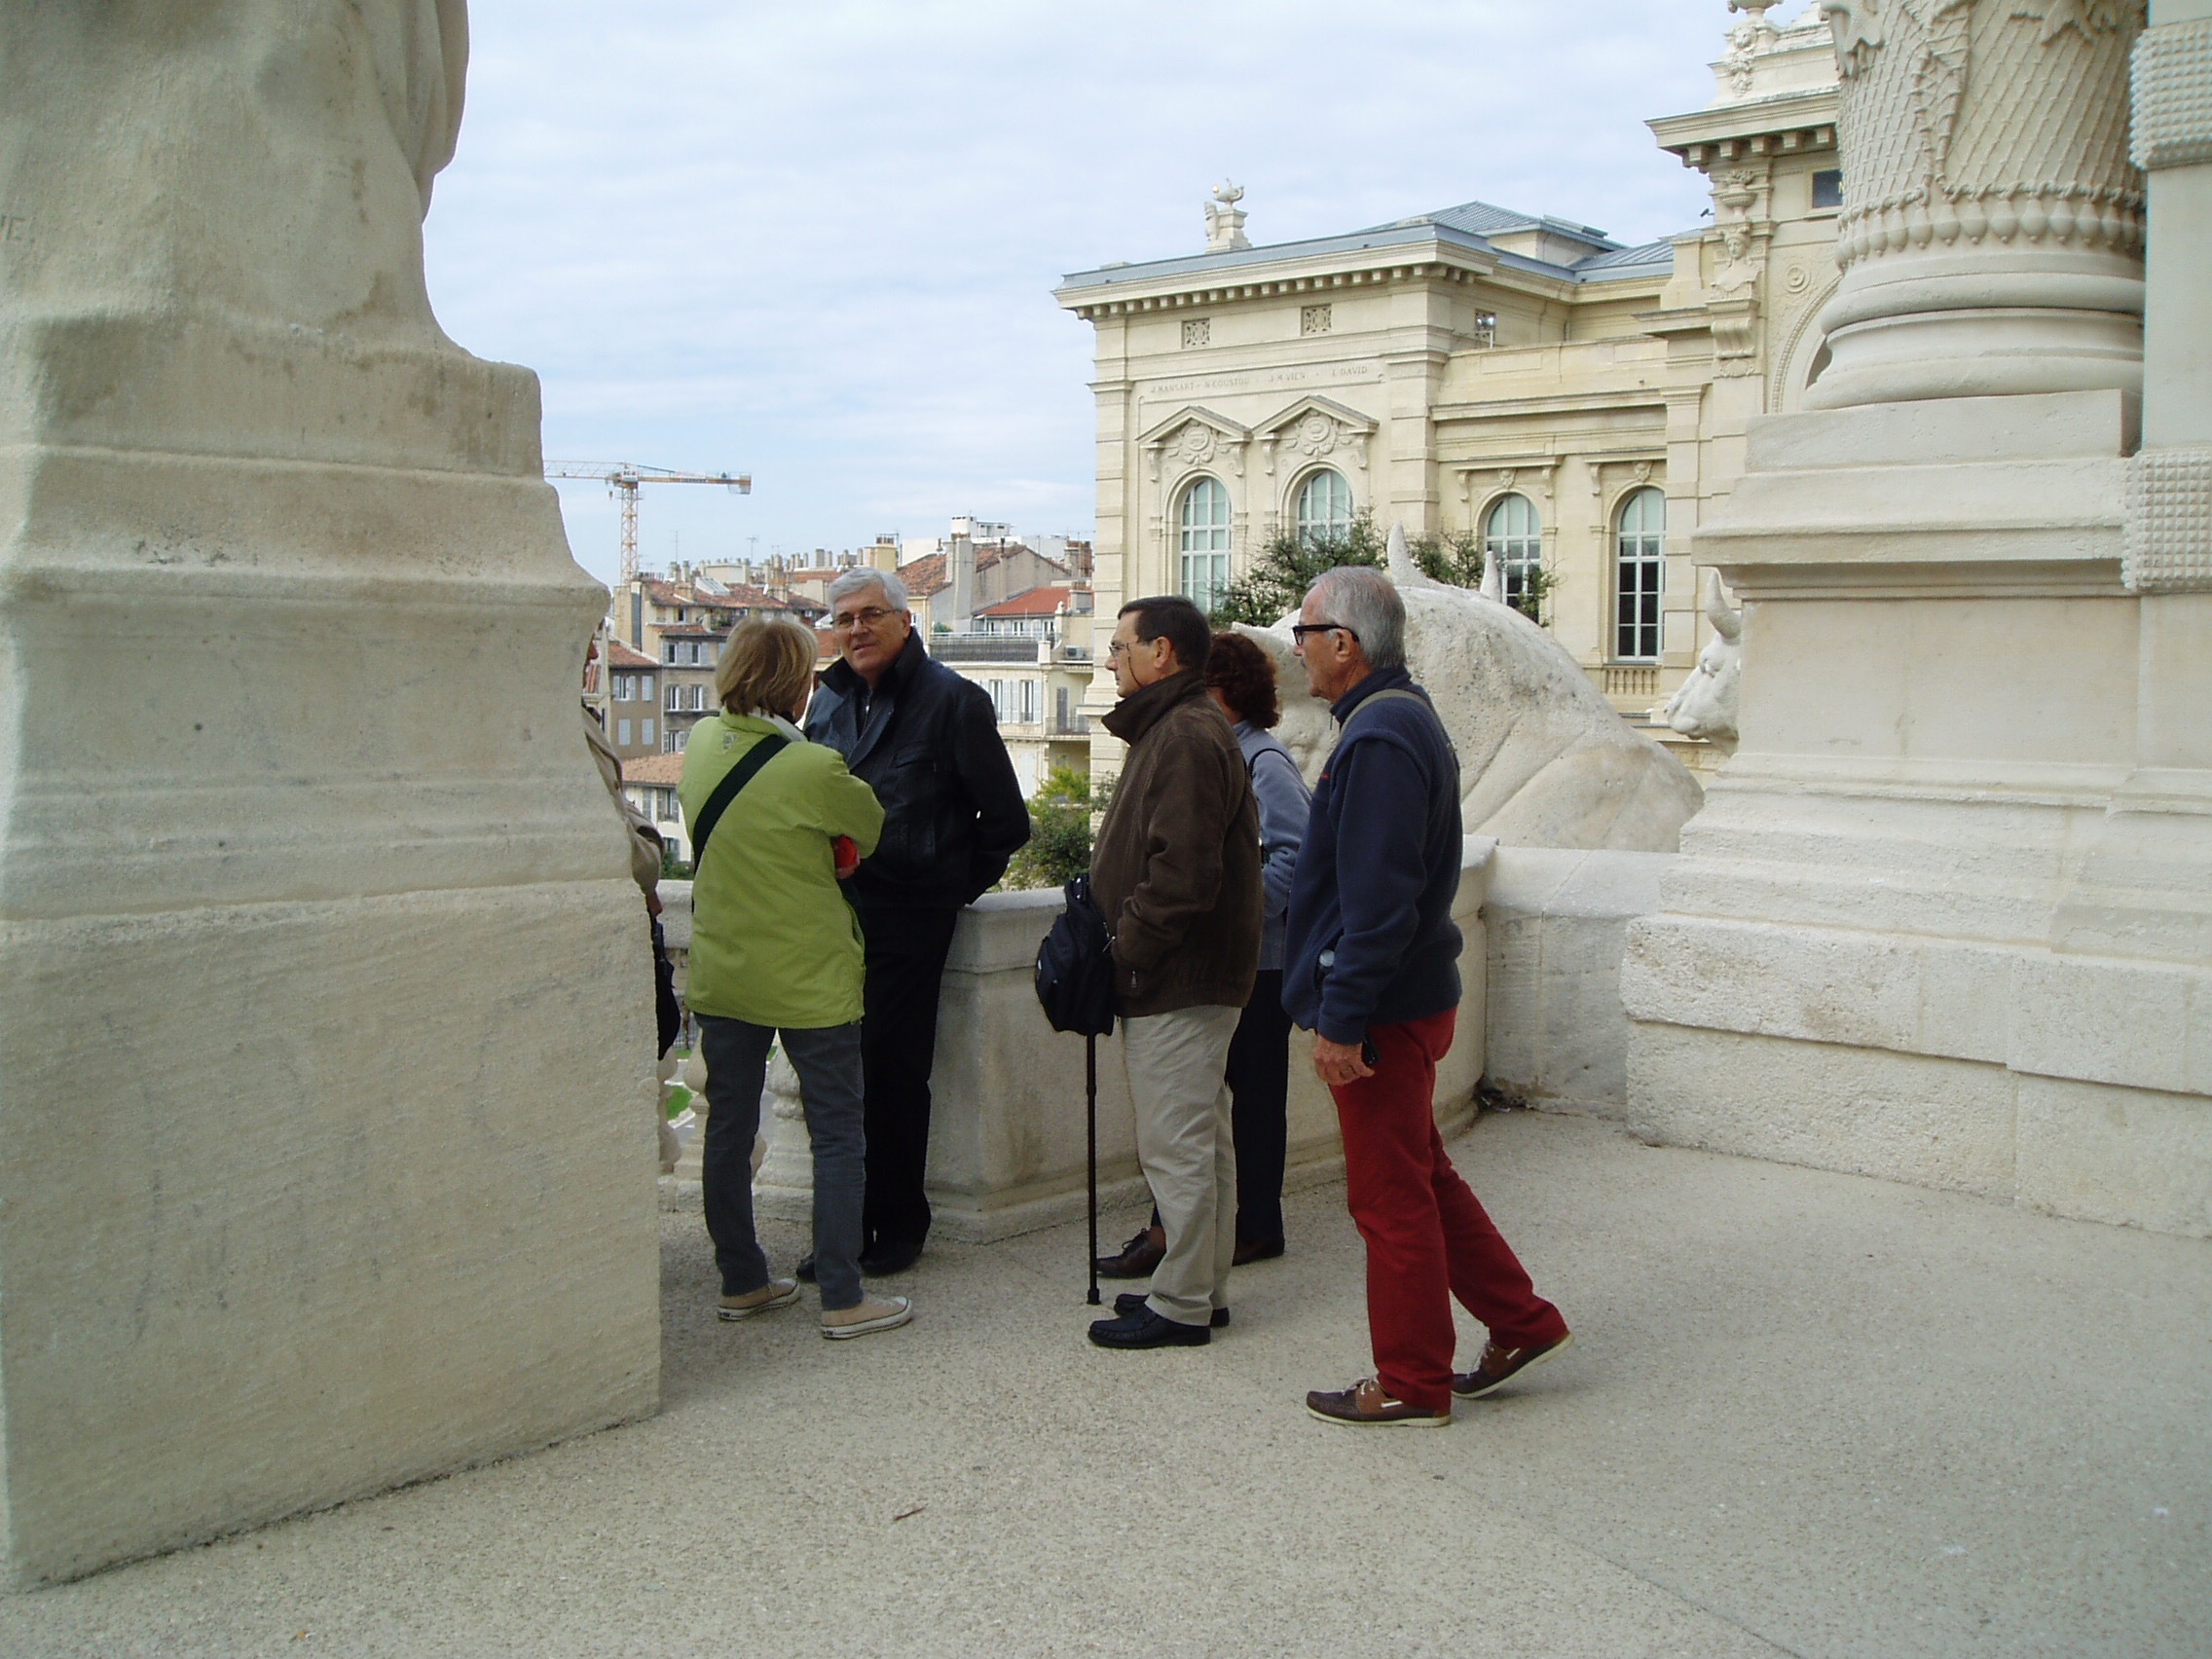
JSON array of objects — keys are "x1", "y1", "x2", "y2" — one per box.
[
  {"x1": 830, "y1": 607, "x2": 900, "y2": 633},
  {"x1": 1290, "y1": 621, "x2": 1359, "y2": 645}
]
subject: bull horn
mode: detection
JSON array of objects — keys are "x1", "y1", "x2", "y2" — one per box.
[
  {"x1": 1703, "y1": 569, "x2": 1742, "y2": 643},
  {"x1": 1384, "y1": 522, "x2": 1418, "y2": 583}
]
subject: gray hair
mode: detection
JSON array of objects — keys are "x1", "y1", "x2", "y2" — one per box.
[
  {"x1": 1306, "y1": 566, "x2": 1405, "y2": 669},
  {"x1": 827, "y1": 567, "x2": 909, "y2": 611}
]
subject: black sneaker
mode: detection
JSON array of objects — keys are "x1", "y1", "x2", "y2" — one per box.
[
  {"x1": 1087, "y1": 1307, "x2": 1210, "y2": 1348},
  {"x1": 1114, "y1": 1292, "x2": 1229, "y2": 1329}
]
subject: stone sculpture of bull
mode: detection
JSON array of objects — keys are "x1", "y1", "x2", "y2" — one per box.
[
  {"x1": 1658, "y1": 571, "x2": 1742, "y2": 755},
  {"x1": 1243, "y1": 527, "x2": 1705, "y2": 852}
]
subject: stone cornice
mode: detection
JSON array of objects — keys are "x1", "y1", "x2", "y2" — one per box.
[
  {"x1": 1432, "y1": 388, "x2": 1671, "y2": 424},
  {"x1": 1057, "y1": 248, "x2": 1521, "y2": 321},
  {"x1": 1648, "y1": 86, "x2": 1840, "y2": 169}
]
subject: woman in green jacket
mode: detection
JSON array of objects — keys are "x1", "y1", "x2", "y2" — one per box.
[{"x1": 682, "y1": 616, "x2": 910, "y2": 1340}]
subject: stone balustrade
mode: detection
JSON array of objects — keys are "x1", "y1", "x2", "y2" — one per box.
[{"x1": 662, "y1": 839, "x2": 1496, "y2": 1240}]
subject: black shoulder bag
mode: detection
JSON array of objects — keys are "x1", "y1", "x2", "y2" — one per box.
[{"x1": 1034, "y1": 872, "x2": 1116, "y2": 1038}]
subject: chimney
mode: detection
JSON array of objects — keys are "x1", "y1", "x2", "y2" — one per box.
[{"x1": 950, "y1": 534, "x2": 977, "y2": 628}]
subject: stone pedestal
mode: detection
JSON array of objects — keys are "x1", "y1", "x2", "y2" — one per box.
[
  {"x1": 1625, "y1": 2, "x2": 2212, "y2": 1237},
  {"x1": 0, "y1": 7, "x2": 659, "y2": 1587}
]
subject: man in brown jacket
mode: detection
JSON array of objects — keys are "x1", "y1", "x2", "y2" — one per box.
[{"x1": 1087, "y1": 595, "x2": 1263, "y2": 1349}]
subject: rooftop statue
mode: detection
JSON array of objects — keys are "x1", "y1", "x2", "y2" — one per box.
[
  {"x1": 1243, "y1": 527, "x2": 1706, "y2": 852},
  {"x1": 1203, "y1": 181, "x2": 1251, "y2": 253}
]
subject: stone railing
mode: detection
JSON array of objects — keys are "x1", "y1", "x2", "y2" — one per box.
[{"x1": 662, "y1": 840, "x2": 1496, "y2": 1241}]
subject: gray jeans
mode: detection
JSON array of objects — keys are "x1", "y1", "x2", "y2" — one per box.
[{"x1": 698, "y1": 1015, "x2": 866, "y2": 1312}]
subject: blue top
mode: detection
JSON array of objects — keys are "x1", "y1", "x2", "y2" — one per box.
[
  {"x1": 1236, "y1": 721, "x2": 1312, "y2": 975},
  {"x1": 1281, "y1": 667, "x2": 1465, "y2": 1045}
]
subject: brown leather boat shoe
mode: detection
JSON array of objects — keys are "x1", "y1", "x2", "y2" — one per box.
[
  {"x1": 1305, "y1": 1377, "x2": 1451, "y2": 1428},
  {"x1": 1452, "y1": 1332, "x2": 1575, "y2": 1399}
]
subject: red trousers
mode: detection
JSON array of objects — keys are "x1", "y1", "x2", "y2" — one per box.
[{"x1": 1331, "y1": 1009, "x2": 1568, "y2": 1412}]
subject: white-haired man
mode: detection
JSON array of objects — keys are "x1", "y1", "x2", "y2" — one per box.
[
  {"x1": 803, "y1": 569, "x2": 1029, "y2": 1276},
  {"x1": 1285, "y1": 566, "x2": 1571, "y2": 1426}
]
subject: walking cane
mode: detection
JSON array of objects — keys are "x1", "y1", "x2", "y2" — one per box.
[{"x1": 1086, "y1": 1031, "x2": 1101, "y2": 1306}]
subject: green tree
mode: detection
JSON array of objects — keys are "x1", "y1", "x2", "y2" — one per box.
[
  {"x1": 1002, "y1": 763, "x2": 1094, "y2": 891},
  {"x1": 1206, "y1": 511, "x2": 1521, "y2": 626}
]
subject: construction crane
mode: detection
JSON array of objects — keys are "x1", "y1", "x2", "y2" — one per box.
[{"x1": 544, "y1": 461, "x2": 752, "y2": 582}]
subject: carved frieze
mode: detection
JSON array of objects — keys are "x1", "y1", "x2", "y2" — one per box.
[{"x1": 1821, "y1": 0, "x2": 2146, "y2": 276}]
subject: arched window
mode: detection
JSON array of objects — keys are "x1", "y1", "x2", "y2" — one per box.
[
  {"x1": 1615, "y1": 486, "x2": 1665, "y2": 661},
  {"x1": 1178, "y1": 476, "x2": 1232, "y2": 615},
  {"x1": 1293, "y1": 468, "x2": 1354, "y2": 546},
  {"x1": 1483, "y1": 494, "x2": 1543, "y2": 615}
]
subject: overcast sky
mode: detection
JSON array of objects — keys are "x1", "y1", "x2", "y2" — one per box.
[{"x1": 423, "y1": 2, "x2": 1797, "y2": 588}]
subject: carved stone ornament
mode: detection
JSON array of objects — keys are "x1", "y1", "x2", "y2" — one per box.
[
  {"x1": 1176, "y1": 423, "x2": 1218, "y2": 465},
  {"x1": 1291, "y1": 412, "x2": 1339, "y2": 460},
  {"x1": 2123, "y1": 447, "x2": 2212, "y2": 593},
  {"x1": 1824, "y1": 0, "x2": 1888, "y2": 77},
  {"x1": 2132, "y1": 17, "x2": 2212, "y2": 171},
  {"x1": 1808, "y1": 0, "x2": 2148, "y2": 408},
  {"x1": 1824, "y1": 0, "x2": 2145, "y2": 274},
  {"x1": 1724, "y1": 4, "x2": 1783, "y2": 93}
]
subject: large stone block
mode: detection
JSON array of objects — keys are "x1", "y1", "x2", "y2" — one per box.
[
  {"x1": 1626, "y1": 1024, "x2": 2020, "y2": 1199},
  {"x1": 2016, "y1": 1075, "x2": 2212, "y2": 1237},
  {"x1": 1483, "y1": 846, "x2": 1670, "y2": 1108},
  {"x1": 0, "y1": 888, "x2": 660, "y2": 1585},
  {"x1": 0, "y1": 3, "x2": 662, "y2": 1585}
]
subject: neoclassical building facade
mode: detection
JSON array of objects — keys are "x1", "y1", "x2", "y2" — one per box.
[{"x1": 1055, "y1": 4, "x2": 1843, "y2": 764}]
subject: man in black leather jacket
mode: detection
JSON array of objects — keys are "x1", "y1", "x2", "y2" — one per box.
[{"x1": 804, "y1": 569, "x2": 1029, "y2": 1274}]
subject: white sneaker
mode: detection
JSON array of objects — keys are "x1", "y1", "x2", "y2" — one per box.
[
  {"x1": 718, "y1": 1278, "x2": 800, "y2": 1321},
  {"x1": 821, "y1": 1295, "x2": 913, "y2": 1341}
]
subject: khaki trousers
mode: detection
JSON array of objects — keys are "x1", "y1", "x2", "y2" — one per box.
[{"x1": 1122, "y1": 1003, "x2": 1241, "y2": 1327}]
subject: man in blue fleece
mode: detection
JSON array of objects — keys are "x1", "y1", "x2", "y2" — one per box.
[{"x1": 1284, "y1": 567, "x2": 1572, "y2": 1427}]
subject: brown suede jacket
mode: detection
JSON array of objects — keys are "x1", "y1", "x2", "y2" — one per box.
[{"x1": 1090, "y1": 670, "x2": 1263, "y2": 1017}]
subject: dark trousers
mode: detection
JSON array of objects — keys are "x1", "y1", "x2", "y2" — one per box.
[
  {"x1": 698, "y1": 1015, "x2": 867, "y2": 1311},
  {"x1": 1332, "y1": 1008, "x2": 1568, "y2": 1413},
  {"x1": 1226, "y1": 968, "x2": 1291, "y2": 1245},
  {"x1": 857, "y1": 902, "x2": 960, "y2": 1250}
]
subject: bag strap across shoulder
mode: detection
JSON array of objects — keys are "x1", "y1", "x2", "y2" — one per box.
[
  {"x1": 1348, "y1": 688, "x2": 1429, "y2": 721},
  {"x1": 1325, "y1": 687, "x2": 1433, "y2": 770},
  {"x1": 689, "y1": 733, "x2": 790, "y2": 870}
]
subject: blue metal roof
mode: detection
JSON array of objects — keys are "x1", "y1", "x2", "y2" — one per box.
[
  {"x1": 1571, "y1": 237, "x2": 1681, "y2": 277},
  {"x1": 1058, "y1": 199, "x2": 1685, "y2": 291}
]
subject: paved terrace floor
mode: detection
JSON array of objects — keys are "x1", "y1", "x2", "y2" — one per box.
[{"x1": 6, "y1": 1110, "x2": 2208, "y2": 1658}]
